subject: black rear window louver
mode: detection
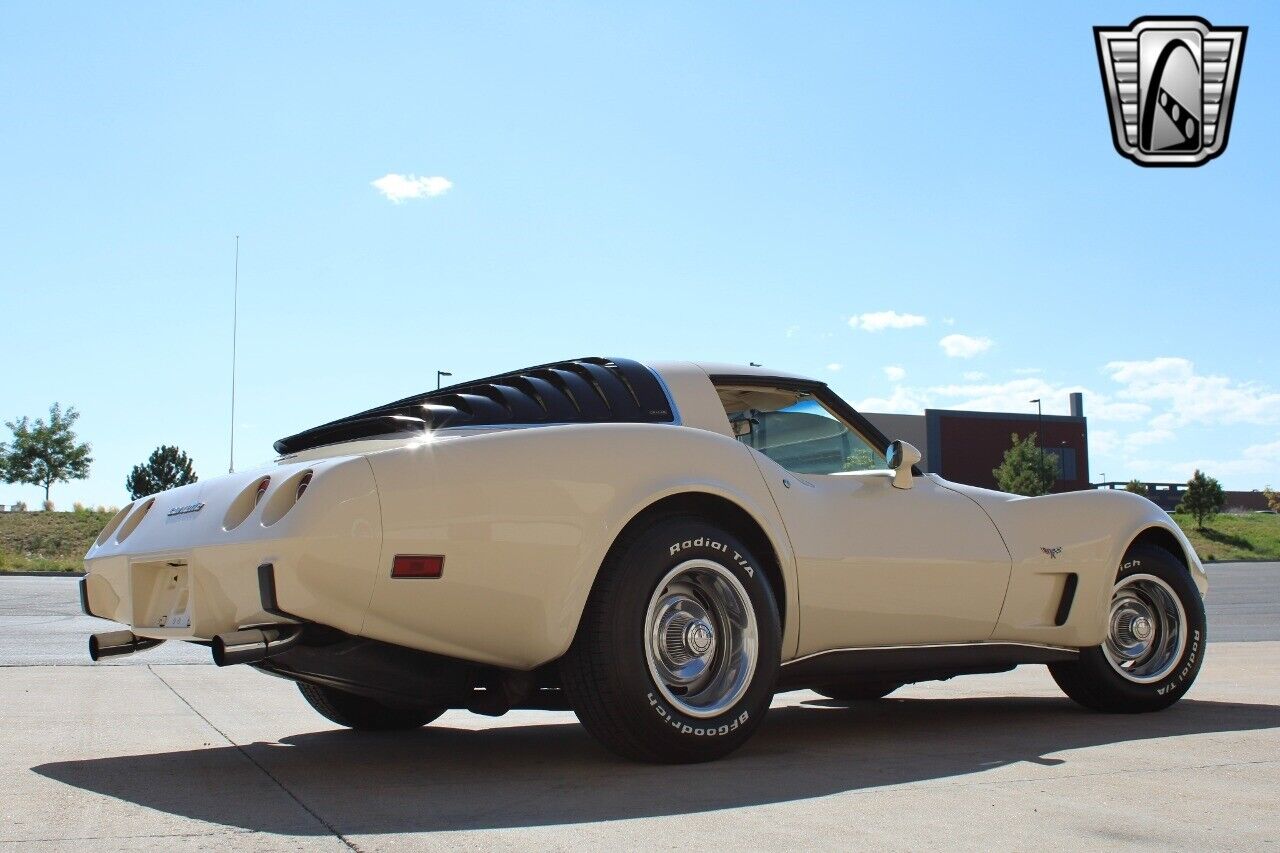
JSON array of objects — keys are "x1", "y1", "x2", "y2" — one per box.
[{"x1": 274, "y1": 357, "x2": 674, "y2": 454}]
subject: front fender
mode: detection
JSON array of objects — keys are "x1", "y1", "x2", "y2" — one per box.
[{"x1": 949, "y1": 485, "x2": 1205, "y2": 648}]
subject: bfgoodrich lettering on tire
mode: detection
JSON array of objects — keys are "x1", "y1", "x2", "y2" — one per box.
[
  {"x1": 1050, "y1": 544, "x2": 1206, "y2": 713},
  {"x1": 560, "y1": 515, "x2": 781, "y2": 763}
]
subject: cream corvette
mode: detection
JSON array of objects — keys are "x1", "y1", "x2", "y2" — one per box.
[{"x1": 81, "y1": 358, "x2": 1207, "y2": 763}]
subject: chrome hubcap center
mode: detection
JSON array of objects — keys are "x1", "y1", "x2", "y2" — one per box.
[
  {"x1": 685, "y1": 620, "x2": 714, "y2": 656},
  {"x1": 1131, "y1": 615, "x2": 1153, "y2": 640}
]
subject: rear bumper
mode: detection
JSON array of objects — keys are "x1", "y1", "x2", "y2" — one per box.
[
  {"x1": 81, "y1": 456, "x2": 383, "y2": 640},
  {"x1": 82, "y1": 553, "x2": 310, "y2": 640}
]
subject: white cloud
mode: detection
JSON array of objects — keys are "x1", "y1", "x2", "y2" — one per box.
[
  {"x1": 785, "y1": 325, "x2": 800, "y2": 338},
  {"x1": 1013, "y1": 367, "x2": 1042, "y2": 376},
  {"x1": 962, "y1": 371, "x2": 986, "y2": 381},
  {"x1": 939, "y1": 334, "x2": 993, "y2": 359},
  {"x1": 942, "y1": 317, "x2": 956, "y2": 326},
  {"x1": 856, "y1": 385, "x2": 930, "y2": 415},
  {"x1": 1126, "y1": 439, "x2": 1280, "y2": 485},
  {"x1": 883, "y1": 365, "x2": 906, "y2": 382},
  {"x1": 371, "y1": 173, "x2": 453, "y2": 202},
  {"x1": 1105, "y1": 357, "x2": 1280, "y2": 427},
  {"x1": 1087, "y1": 400, "x2": 1150, "y2": 422},
  {"x1": 849, "y1": 311, "x2": 927, "y2": 332},
  {"x1": 1124, "y1": 428, "x2": 1176, "y2": 451},
  {"x1": 1090, "y1": 429, "x2": 1120, "y2": 455},
  {"x1": 865, "y1": 376, "x2": 1141, "y2": 423},
  {"x1": 826, "y1": 363, "x2": 842, "y2": 372}
]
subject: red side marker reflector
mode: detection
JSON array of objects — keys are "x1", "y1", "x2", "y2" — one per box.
[{"x1": 392, "y1": 555, "x2": 445, "y2": 578}]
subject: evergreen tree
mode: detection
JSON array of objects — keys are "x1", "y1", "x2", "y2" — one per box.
[
  {"x1": 126, "y1": 445, "x2": 198, "y2": 499},
  {"x1": 1175, "y1": 469, "x2": 1225, "y2": 529},
  {"x1": 992, "y1": 432, "x2": 1057, "y2": 496}
]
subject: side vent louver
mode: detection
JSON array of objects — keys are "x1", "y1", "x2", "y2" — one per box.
[{"x1": 274, "y1": 357, "x2": 674, "y2": 454}]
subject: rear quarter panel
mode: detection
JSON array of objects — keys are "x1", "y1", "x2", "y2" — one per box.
[{"x1": 360, "y1": 423, "x2": 796, "y2": 669}]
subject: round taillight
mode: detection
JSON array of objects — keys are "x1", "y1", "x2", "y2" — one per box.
[
  {"x1": 295, "y1": 472, "x2": 312, "y2": 501},
  {"x1": 255, "y1": 478, "x2": 270, "y2": 505}
]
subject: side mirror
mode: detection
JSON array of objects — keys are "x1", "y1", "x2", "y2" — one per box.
[
  {"x1": 887, "y1": 439, "x2": 922, "y2": 490},
  {"x1": 730, "y1": 415, "x2": 757, "y2": 439}
]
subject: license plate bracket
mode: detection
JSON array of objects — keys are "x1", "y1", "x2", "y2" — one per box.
[{"x1": 131, "y1": 561, "x2": 193, "y2": 630}]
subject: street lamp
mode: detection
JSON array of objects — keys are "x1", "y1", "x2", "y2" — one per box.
[
  {"x1": 436, "y1": 370, "x2": 453, "y2": 390},
  {"x1": 1029, "y1": 398, "x2": 1046, "y2": 485}
]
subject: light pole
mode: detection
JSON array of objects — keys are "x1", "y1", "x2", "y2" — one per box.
[
  {"x1": 1029, "y1": 398, "x2": 1046, "y2": 486},
  {"x1": 436, "y1": 371, "x2": 453, "y2": 390}
]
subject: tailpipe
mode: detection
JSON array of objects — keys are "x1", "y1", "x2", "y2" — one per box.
[
  {"x1": 89, "y1": 630, "x2": 165, "y2": 661},
  {"x1": 212, "y1": 626, "x2": 302, "y2": 667}
]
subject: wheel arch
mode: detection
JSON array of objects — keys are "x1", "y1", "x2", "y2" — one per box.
[
  {"x1": 600, "y1": 491, "x2": 790, "y2": 638},
  {"x1": 1127, "y1": 525, "x2": 1191, "y2": 571}
]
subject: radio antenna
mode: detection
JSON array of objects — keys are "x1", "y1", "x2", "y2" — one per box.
[{"x1": 229, "y1": 235, "x2": 240, "y2": 473}]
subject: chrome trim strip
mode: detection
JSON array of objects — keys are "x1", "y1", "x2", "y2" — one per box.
[{"x1": 781, "y1": 641, "x2": 1080, "y2": 667}]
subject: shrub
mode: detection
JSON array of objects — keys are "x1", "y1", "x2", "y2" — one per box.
[
  {"x1": 11, "y1": 500, "x2": 27, "y2": 512},
  {"x1": 42, "y1": 500, "x2": 54, "y2": 512}
]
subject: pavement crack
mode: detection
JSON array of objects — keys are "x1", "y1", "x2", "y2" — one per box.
[{"x1": 147, "y1": 665, "x2": 362, "y2": 852}]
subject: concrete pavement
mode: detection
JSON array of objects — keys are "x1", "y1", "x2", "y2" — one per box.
[{"x1": 1, "y1": 566, "x2": 1278, "y2": 849}]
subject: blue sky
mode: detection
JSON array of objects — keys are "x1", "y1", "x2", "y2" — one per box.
[{"x1": 1, "y1": 1, "x2": 1276, "y2": 508}]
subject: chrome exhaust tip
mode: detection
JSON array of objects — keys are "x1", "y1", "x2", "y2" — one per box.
[
  {"x1": 211, "y1": 626, "x2": 301, "y2": 667},
  {"x1": 89, "y1": 630, "x2": 164, "y2": 661}
]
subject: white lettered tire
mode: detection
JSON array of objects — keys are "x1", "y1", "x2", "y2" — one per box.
[
  {"x1": 560, "y1": 516, "x2": 781, "y2": 763},
  {"x1": 1050, "y1": 545, "x2": 1206, "y2": 713}
]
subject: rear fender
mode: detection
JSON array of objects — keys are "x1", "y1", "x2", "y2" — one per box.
[{"x1": 359, "y1": 423, "x2": 795, "y2": 669}]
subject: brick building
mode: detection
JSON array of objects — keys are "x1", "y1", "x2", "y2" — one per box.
[{"x1": 865, "y1": 393, "x2": 1090, "y2": 493}]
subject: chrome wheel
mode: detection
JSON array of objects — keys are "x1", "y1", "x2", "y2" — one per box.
[
  {"x1": 1103, "y1": 573, "x2": 1187, "y2": 684},
  {"x1": 644, "y1": 559, "x2": 759, "y2": 719}
]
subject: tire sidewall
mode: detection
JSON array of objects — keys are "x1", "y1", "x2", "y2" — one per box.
[
  {"x1": 1087, "y1": 547, "x2": 1206, "y2": 704},
  {"x1": 609, "y1": 518, "x2": 781, "y2": 753}
]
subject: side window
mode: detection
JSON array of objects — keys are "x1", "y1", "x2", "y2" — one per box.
[{"x1": 721, "y1": 389, "x2": 887, "y2": 475}]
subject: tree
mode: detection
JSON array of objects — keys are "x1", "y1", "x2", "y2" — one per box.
[
  {"x1": 992, "y1": 432, "x2": 1057, "y2": 496},
  {"x1": 1176, "y1": 469, "x2": 1225, "y2": 529},
  {"x1": 1263, "y1": 486, "x2": 1280, "y2": 513},
  {"x1": 126, "y1": 445, "x2": 198, "y2": 499},
  {"x1": 1, "y1": 404, "x2": 92, "y2": 504},
  {"x1": 1124, "y1": 479, "x2": 1149, "y2": 496}
]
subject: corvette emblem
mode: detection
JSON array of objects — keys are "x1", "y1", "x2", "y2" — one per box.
[
  {"x1": 1041, "y1": 547, "x2": 1063, "y2": 560},
  {"x1": 1094, "y1": 16, "x2": 1247, "y2": 166},
  {"x1": 167, "y1": 502, "x2": 205, "y2": 517}
]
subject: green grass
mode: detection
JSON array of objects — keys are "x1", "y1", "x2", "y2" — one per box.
[
  {"x1": 1170, "y1": 511, "x2": 1280, "y2": 562},
  {"x1": 2, "y1": 506, "x2": 1276, "y2": 574},
  {"x1": 0, "y1": 510, "x2": 113, "y2": 573}
]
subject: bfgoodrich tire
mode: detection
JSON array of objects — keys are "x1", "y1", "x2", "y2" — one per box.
[
  {"x1": 1050, "y1": 545, "x2": 1205, "y2": 713},
  {"x1": 297, "y1": 682, "x2": 446, "y2": 731},
  {"x1": 561, "y1": 516, "x2": 782, "y2": 763}
]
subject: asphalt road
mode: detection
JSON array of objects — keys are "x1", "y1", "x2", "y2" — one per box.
[{"x1": 1, "y1": 565, "x2": 1277, "y2": 849}]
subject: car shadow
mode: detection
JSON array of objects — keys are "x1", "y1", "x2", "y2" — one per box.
[{"x1": 33, "y1": 696, "x2": 1280, "y2": 834}]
